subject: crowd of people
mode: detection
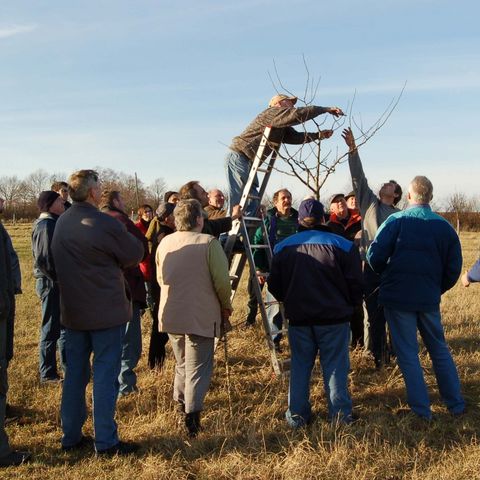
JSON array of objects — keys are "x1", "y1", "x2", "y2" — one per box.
[{"x1": 1, "y1": 94, "x2": 479, "y2": 467}]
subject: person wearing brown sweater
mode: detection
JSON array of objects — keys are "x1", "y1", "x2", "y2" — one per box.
[{"x1": 226, "y1": 94, "x2": 343, "y2": 216}]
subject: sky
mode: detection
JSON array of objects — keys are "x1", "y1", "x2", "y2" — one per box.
[{"x1": 1, "y1": 0, "x2": 479, "y2": 207}]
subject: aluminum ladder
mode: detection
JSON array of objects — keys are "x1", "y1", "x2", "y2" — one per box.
[{"x1": 224, "y1": 126, "x2": 290, "y2": 376}]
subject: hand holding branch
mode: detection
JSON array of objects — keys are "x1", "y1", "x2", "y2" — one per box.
[
  {"x1": 326, "y1": 106, "x2": 345, "y2": 117},
  {"x1": 319, "y1": 129, "x2": 333, "y2": 140}
]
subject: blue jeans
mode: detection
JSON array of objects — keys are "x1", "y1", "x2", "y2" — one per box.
[
  {"x1": 287, "y1": 323, "x2": 352, "y2": 427},
  {"x1": 225, "y1": 150, "x2": 259, "y2": 216},
  {"x1": 61, "y1": 325, "x2": 125, "y2": 451},
  {"x1": 364, "y1": 264, "x2": 388, "y2": 364},
  {"x1": 384, "y1": 307, "x2": 465, "y2": 419},
  {"x1": 119, "y1": 303, "x2": 142, "y2": 395},
  {"x1": 36, "y1": 277, "x2": 66, "y2": 380}
]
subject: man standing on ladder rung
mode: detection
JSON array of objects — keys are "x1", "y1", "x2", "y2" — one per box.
[{"x1": 225, "y1": 94, "x2": 344, "y2": 216}]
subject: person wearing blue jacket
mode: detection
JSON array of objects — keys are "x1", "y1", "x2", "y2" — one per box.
[
  {"x1": 367, "y1": 176, "x2": 465, "y2": 419},
  {"x1": 461, "y1": 258, "x2": 480, "y2": 287},
  {"x1": 31, "y1": 191, "x2": 67, "y2": 383},
  {"x1": 268, "y1": 199, "x2": 362, "y2": 427}
]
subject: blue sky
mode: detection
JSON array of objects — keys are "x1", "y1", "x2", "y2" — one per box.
[{"x1": 1, "y1": 0, "x2": 479, "y2": 206}]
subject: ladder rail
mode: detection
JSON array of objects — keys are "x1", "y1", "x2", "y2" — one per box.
[{"x1": 223, "y1": 126, "x2": 290, "y2": 376}]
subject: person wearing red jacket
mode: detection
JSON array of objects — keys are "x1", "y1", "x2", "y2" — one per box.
[
  {"x1": 135, "y1": 204, "x2": 154, "y2": 312},
  {"x1": 327, "y1": 193, "x2": 364, "y2": 348}
]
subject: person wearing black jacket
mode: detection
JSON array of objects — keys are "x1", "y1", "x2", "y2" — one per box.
[
  {"x1": 31, "y1": 191, "x2": 66, "y2": 383},
  {"x1": 100, "y1": 190, "x2": 148, "y2": 396},
  {"x1": 268, "y1": 198, "x2": 362, "y2": 428},
  {"x1": 178, "y1": 181, "x2": 241, "y2": 237}
]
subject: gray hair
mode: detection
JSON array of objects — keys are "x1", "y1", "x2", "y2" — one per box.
[
  {"x1": 174, "y1": 199, "x2": 203, "y2": 231},
  {"x1": 68, "y1": 170, "x2": 99, "y2": 202},
  {"x1": 409, "y1": 176, "x2": 433, "y2": 204}
]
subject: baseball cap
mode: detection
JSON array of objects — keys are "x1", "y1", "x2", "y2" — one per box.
[
  {"x1": 298, "y1": 198, "x2": 325, "y2": 227},
  {"x1": 268, "y1": 94, "x2": 298, "y2": 108}
]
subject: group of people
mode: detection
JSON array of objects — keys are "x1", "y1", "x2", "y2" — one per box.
[{"x1": 1, "y1": 93, "x2": 480, "y2": 466}]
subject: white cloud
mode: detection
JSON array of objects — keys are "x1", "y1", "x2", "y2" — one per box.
[{"x1": 0, "y1": 24, "x2": 36, "y2": 39}]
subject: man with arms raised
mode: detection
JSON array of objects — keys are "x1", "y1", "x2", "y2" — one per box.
[
  {"x1": 342, "y1": 127, "x2": 400, "y2": 368},
  {"x1": 226, "y1": 94, "x2": 343, "y2": 216}
]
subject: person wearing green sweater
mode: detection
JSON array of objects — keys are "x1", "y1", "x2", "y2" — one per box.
[{"x1": 247, "y1": 189, "x2": 298, "y2": 349}]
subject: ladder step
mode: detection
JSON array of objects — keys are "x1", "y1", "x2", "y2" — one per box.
[
  {"x1": 264, "y1": 300, "x2": 280, "y2": 306},
  {"x1": 251, "y1": 245, "x2": 269, "y2": 249},
  {"x1": 256, "y1": 167, "x2": 271, "y2": 173},
  {"x1": 247, "y1": 194, "x2": 261, "y2": 200},
  {"x1": 243, "y1": 216, "x2": 263, "y2": 222}
]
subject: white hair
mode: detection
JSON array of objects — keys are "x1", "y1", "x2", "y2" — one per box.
[{"x1": 409, "y1": 176, "x2": 433, "y2": 204}]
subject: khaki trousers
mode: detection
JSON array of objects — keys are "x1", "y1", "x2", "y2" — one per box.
[{"x1": 168, "y1": 334, "x2": 214, "y2": 413}]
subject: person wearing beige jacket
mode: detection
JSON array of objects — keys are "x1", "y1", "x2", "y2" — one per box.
[{"x1": 156, "y1": 199, "x2": 232, "y2": 438}]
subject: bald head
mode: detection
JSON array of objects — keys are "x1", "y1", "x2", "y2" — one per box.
[
  {"x1": 408, "y1": 176, "x2": 433, "y2": 205},
  {"x1": 208, "y1": 189, "x2": 225, "y2": 209}
]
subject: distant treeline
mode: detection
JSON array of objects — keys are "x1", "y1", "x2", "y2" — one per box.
[
  {"x1": 439, "y1": 212, "x2": 480, "y2": 232},
  {"x1": 0, "y1": 168, "x2": 169, "y2": 220}
]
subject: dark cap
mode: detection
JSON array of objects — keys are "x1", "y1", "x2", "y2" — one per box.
[
  {"x1": 329, "y1": 193, "x2": 345, "y2": 206},
  {"x1": 164, "y1": 191, "x2": 178, "y2": 203},
  {"x1": 156, "y1": 201, "x2": 175, "y2": 221},
  {"x1": 345, "y1": 191, "x2": 355, "y2": 200},
  {"x1": 37, "y1": 191, "x2": 60, "y2": 213},
  {"x1": 298, "y1": 199, "x2": 325, "y2": 227}
]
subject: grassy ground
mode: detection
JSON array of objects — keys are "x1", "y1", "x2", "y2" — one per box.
[{"x1": 3, "y1": 224, "x2": 480, "y2": 479}]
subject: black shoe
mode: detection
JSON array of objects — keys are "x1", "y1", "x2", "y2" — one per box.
[
  {"x1": 96, "y1": 441, "x2": 139, "y2": 456},
  {"x1": 245, "y1": 312, "x2": 256, "y2": 326},
  {"x1": 62, "y1": 435, "x2": 93, "y2": 452},
  {"x1": 4, "y1": 404, "x2": 19, "y2": 425},
  {"x1": 0, "y1": 450, "x2": 32, "y2": 467},
  {"x1": 185, "y1": 411, "x2": 201, "y2": 438}
]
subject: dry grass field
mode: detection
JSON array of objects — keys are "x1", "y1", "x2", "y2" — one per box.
[{"x1": 2, "y1": 224, "x2": 480, "y2": 479}]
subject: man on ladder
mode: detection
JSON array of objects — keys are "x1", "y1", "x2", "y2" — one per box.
[
  {"x1": 221, "y1": 93, "x2": 344, "y2": 375},
  {"x1": 224, "y1": 93, "x2": 344, "y2": 216}
]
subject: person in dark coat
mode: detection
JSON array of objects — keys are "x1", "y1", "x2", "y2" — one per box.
[
  {"x1": 51, "y1": 181, "x2": 72, "y2": 210},
  {"x1": 367, "y1": 176, "x2": 464, "y2": 419},
  {"x1": 268, "y1": 198, "x2": 362, "y2": 427},
  {"x1": 145, "y1": 202, "x2": 176, "y2": 369},
  {"x1": 52, "y1": 170, "x2": 144, "y2": 455},
  {"x1": 178, "y1": 181, "x2": 241, "y2": 238},
  {"x1": 327, "y1": 193, "x2": 364, "y2": 348},
  {"x1": 0, "y1": 201, "x2": 31, "y2": 467},
  {"x1": 32, "y1": 191, "x2": 66, "y2": 383},
  {"x1": 100, "y1": 190, "x2": 148, "y2": 396}
]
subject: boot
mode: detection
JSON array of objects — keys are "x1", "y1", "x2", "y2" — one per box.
[{"x1": 185, "y1": 411, "x2": 201, "y2": 438}]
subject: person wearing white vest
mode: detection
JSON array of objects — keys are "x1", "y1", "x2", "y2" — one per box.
[{"x1": 156, "y1": 199, "x2": 232, "y2": 438}]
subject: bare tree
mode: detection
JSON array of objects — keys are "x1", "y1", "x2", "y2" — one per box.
[
  {"x1": 446, "y1": 192, "x2": 479, "y2": 233},
  {"x1": 24, "y1": 169, "x2": 51, "y2": 202},
  {"x1": 268, "y1": 59, "x2": 405, "y2": 199},
  {"x1": 147, "y1": 178, "x2": 167, "y2": 207},
  {"x1": 0, "y1": 175, "x2": 23, "y2": 205},
  {"x1": 95, "y1": 167, "x2": 148, "y2": 214}
]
